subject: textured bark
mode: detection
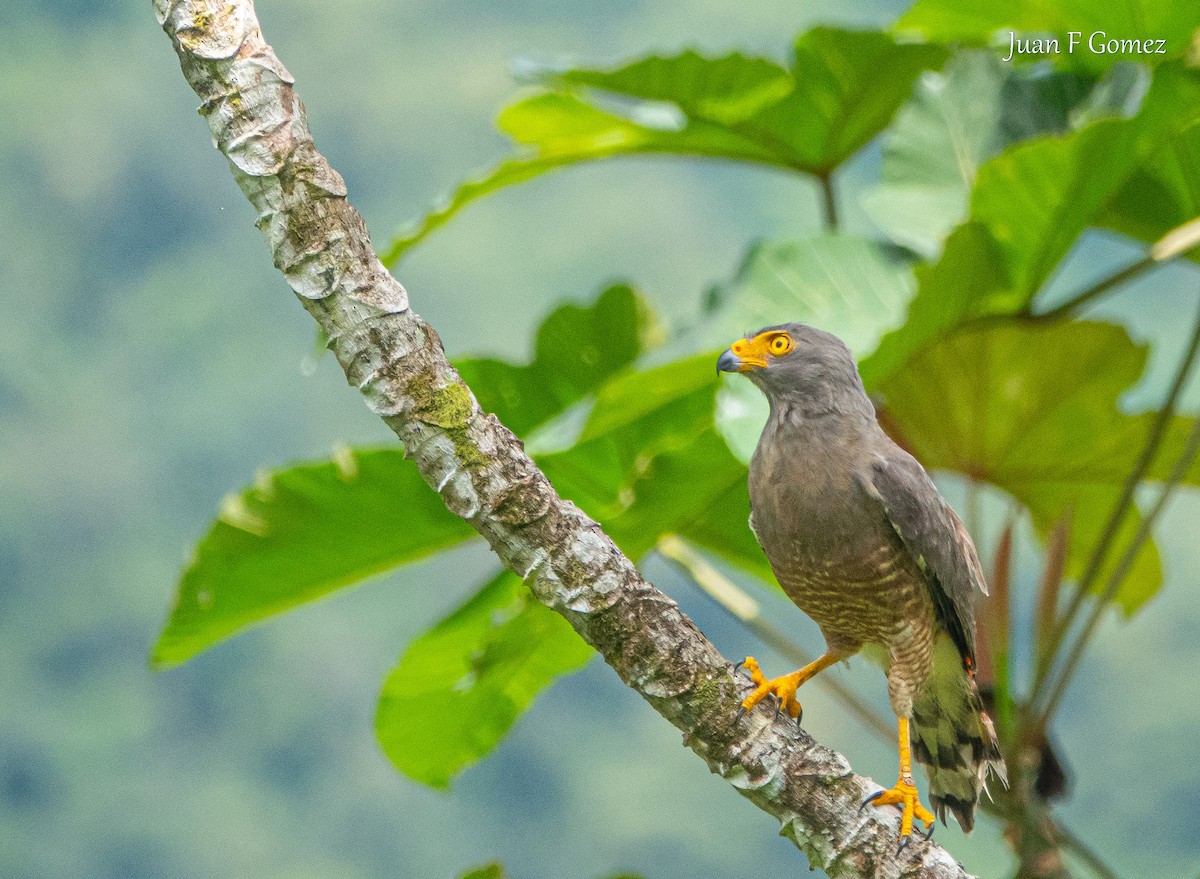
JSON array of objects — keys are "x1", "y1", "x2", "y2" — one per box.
[{"x1": 154, "y1": 3, "x2": 975, "y2": 877}]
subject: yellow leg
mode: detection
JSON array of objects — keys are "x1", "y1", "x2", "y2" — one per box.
[
  {"x1": 736, "y1": 652, "x2": 840, "y2": 722},
  {"x1": 865, "y1": 717, "x2": 935, "y2": 845}
]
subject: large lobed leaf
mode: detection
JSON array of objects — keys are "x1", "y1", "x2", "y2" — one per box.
[
  {"x1": 764, "y1": 29, "x2": 948, "y2": 172},
  {"x1": 700, "y1": 235, "x2": 915, "y2": 352},
  {"x1": 550, "y1": 49, "x2": 794, "y2": 125},
  {"x1": 382, "y1": 29, "x2": 947, "y2": 264},
  {"x1": 878, "y1": 319, "x2": 1200, "y2": 613},
  {"x1": 376, "y1": 571, "x2": 592, "y2": 788},
  {"x1": 863, "y1": 57, "x2": 1200, "y2": 608},
  {"x1": 548, "y1": 29, "x2": 947, "y2": 175},
  {"x1": 152, "y1": 450, "x2": 475, "y2": 668}
]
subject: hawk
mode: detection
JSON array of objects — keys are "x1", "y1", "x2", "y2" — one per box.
[{"x1": 717, "y1": 323, "x2": 1005, "y2": 844}]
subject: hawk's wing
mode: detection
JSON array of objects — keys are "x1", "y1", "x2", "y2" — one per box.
[{"x1": 856, "y1": 449, "x2": 986, "y2": 663}]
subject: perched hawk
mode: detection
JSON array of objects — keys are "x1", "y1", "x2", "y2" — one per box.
[{"x1": 717, "y1": 323, "x2": 1006, "y2": 844}]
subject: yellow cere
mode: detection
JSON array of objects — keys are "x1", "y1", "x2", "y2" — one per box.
[{"x1": 730, "y1": 330, "x2": 794, "y2": 370}]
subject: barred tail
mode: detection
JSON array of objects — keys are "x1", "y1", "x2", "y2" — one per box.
[{"x1": 911, "y1": 635, "x2": 1007, "y2": 833}]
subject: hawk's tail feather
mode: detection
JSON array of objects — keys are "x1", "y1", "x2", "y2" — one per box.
[{"x1": 911, "y1": 640, "x2": 1006, "y2": 833}]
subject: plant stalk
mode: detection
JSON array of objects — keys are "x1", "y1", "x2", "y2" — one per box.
[{"x1": 818, "y1": 171, "x2": 839, "y2": 231}]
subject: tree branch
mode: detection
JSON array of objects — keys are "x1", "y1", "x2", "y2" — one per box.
[{"x1": 154, "y1": 3, "x2": 973, "y2": 875}]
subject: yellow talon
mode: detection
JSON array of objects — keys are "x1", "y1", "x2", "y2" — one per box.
[
  {"x1": 735, "y1": 652, "x2": 841, "y2": 722},
  {"x1": 738, "y1": 656, "x2": 804, "y2": 719},
  {"x1": 867, "y1": 777, "x2": 935, "y2": 838}
]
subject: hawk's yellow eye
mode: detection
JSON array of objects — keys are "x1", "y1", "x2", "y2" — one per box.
[{"x1": 770, "y1": 335, "x2": 791, "y2": 355}]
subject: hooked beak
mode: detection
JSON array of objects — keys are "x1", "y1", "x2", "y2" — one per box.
[
  {"x1": 717, "y1": 342, "x2": 765, "y2": 374},
  {"x1": 716, "y1": 348, "x2": 743, "y2": 374}
]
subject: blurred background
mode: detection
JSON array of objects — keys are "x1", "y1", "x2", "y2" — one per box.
[{"x1": 1, "y1": 1, "x2": 1197, "y2": 878}]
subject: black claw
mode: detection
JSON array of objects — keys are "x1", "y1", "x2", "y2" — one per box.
[
  {"x1": 897, "y1": 835, "x2": 911, "y2": 856},
  {"x1": 733, "y1": 659, "x2": 745, "y2": 674},
  {"x1": 772, "y1": 697, "x2": 783, "y2": 721},
  {"x1": 734, "y1": 705, "x2": 747, "y2": 722},
  {"x1": 860, "y1": 790, "x2": 884, "y2": 811},
  {"x1": 919, "y1": 822, "x2": 935, "y2": 841}
]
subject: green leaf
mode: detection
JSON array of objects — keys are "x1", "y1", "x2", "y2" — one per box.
[
  {"x1": 459, "y1": 864, "x2": 507, "y2": 879},
  {"x1": 1101, "y1": 121, "x2": 1200, "y2": 259},
  {"x1": 701, "y1": 235, "x2": 916, "y2": 352},
  {"x1": 970, "y1": 121, "x2": 1138, "y2": 301},
  {"x1": 383, "y1": 32, "x2": 946, "y2": 263},
  {"x1": 767, "y1": 28, "x2": 949, "y2": 172},
  {"x1": 877, "y1": 319, "x2": 1200, "y2": 613},
  {"x1": 858, "y1": 222, "x2": 1008, "y2": 389},
  {"x1": 860, "y1": 61, "x2": 1200, "y2": 388},
  {"x1": 536, "y1": 352, "x2": 725, "y2": 549},
  {"x1": 863, "y1": 52, "x2": 1008, "y2": 256},
  {"x1": 153, "y1": 450, "x2": 473, "y2": 667},
  {"x1": 376, "y1": 571, "x2": 593, "y2": 788},
  {"x1": 863, "y1": 52, "x2": 1126, "y2": 256},
  {"x1": 558, "y1": 29, "x2": 948, "y2": 171},
  {"x1": 456, "y1": 283, "x2": 654, "y2": 437},
  {"x1": 894, "y1": 0, "x2": 1199, "y2": 71},
  {"x1": 550, "y1": 49, "x2": 794, "y2": 125}
]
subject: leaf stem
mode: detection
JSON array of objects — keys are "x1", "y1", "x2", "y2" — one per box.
[
  {"x1": 1032, "y1": 302, "x2": 1200, "y2": 699},
  {"x1": 656, "y1": 535, "x2": 892, "y2": 742},
  {"x1": 818, "y1": 171, "x2": 839, "y2": 231},
  {"x1": 1037, "y1": 409, "x2": 1200, "y2": 723},
  {"x1": 1031, "y1": 255, "x2": 1158, "y2": 321}
]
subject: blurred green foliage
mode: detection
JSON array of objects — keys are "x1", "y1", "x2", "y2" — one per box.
[{"x1": 5, "y1": 0, "x2": 1200, "y2": 878}]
